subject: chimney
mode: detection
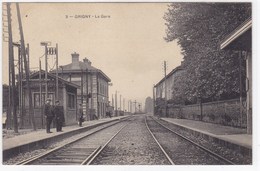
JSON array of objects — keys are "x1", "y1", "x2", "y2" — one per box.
[
  {"x1": 83, "y1": 57, "x2": 92, "y2": 66},
  {"x1": 71, "y1": 52, "x2": 80, "y2": 69}
]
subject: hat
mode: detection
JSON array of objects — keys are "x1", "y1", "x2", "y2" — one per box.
[
  {"x1": 46, "y1": 98, "x2": 51, "y2": 102},
  {"x1": 55, "y1": 100, "x2": 60, "y2": 103}
]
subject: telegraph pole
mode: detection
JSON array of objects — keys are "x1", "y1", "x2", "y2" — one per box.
[
  {"x1": 86, "y1": 68, "x2": 89, "y2": 120},
  {"x1": 164, "y1": 61, "x2": 168, "y2": 117},
  {"x1": 81, "y1": 70, "x2": 83, "y2": 104},
  {"x1": 115, "y1": 91, "x2": 117, "y2": 116},
  {"x1": 56, "y1": 43, "x2": 59, "y2": 100},
  {"x1": 45, "y1": 44, "x2": 48, "y2": 100},
  {"x1": 13, "y1": 42, "x2": 24, "y2": 128},
  {"x1": 39, "y1": 59, "x2": 43, "y2": 128},
  {"x1": 112, "y1": 94, "x2": 114, "y2": 108},
  {"x1": 119, "y1": 94, "x2": 121, "y2": 111},
  {"x1": 40, "y1": 41, "x2": 51, "y2": 101},
  {"x1": 7, "y1": 3, "x2": 18, "y2": 133},
  {"x1": 153, "y1": 85, "x2": 155, "y2": 115},
  {"x1": 128, "y1": 100, "x2": 130, "y2": 112},
  {"x1": 16, "y1": 3, "x2": 36, "y2": 130},
  {"x1": 130, "y1": 100, "x2": 132, "y2": 113},
  {"x1": 123, "y1": 98, "x2": 125, "y2": 112},
  {"x1": 134, "y1": 100, "x2": 137, "y2": 114},
  {"x1": 26, "y1": 44, "x2": 30, "y2": 73}
]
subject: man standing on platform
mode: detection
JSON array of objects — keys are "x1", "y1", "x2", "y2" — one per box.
[
  {"x1": 78, "y1": 103, "x2": 84, "y2": 127},
  {"x1": 53, "y1": 100, "x2": 64, "y2": 132},
  {"x1": 44, "y1": 98, "x2": 53, "y2": 133}
]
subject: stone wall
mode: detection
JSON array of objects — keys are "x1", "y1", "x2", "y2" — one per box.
[{"x1": 157, "y1": 98, "x2": 247, "y2": 127}]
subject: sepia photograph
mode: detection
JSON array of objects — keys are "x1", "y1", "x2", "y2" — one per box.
[{"x1": 1, "y1": 0, "x2": 257, "y2": 169}]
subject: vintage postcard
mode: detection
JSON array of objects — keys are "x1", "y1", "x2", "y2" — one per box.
[{"x1": 1, "y1": 1, "x2": 255, "y2": 170}]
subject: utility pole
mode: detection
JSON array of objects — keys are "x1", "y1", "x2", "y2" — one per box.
[
  {"x1": 7, "y1": 3, "x2": 18, "y2": 133},
  {"x1": 40, "y1": 41, "x2": 51, "y2": 101},
  {"x1": 86, "y1": 68, "x2": 89, "y2": 120},
  {"x1": 56, "y1": 43, "x2": 59, "y2": 100},
  {"x1": 39, "y1": 59, "x2": 43, "y2": 128},
  {"x1": 128, "y1": 100, "x2": 130, "y2": 112},
  {"x1": 123, "y1": 98, "x2": 125, "y2": 112},
  {"x1": 13, "y1": 42, "x2": 24, "y2": 128},
  {"x1": 26, "y1": 44, "x2": 30, "y2": 73},
  {"x1": 81, "y1": 70, "x2": 83, "y2": 104},
  {"x1": 45, "y1": 44, "x2": 48, "y2": 100},
  {"x1": 164, "y1": 61, "x2": 168, "y2": 117},
  {"x1": 153, "y1": 85, "x2": 155, "y2": 115},
  {"x1": 119, "y1": 94, "x2": 121, "y2": 111},
  {"x1": 134, "y1": 100, "x2": 137, "y2": 114},
  {"x1": 130, "y1": 100, "x2": 132, "y2": 113},
  {"x1": 112, "y1": 94, "x2": 114, "y2": 108},
  {"x1": 115, "y1": 91, "x2": 117, "y2": 116},
  {"x1": 16, "y1": 3, "x2": 36, "y2": 130}
]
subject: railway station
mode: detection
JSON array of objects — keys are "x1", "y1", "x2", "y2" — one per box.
[{"x1": 2, "y1": 2, "x2": 255, "y2": 167}]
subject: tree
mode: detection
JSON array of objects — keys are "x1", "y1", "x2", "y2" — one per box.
[{"x1": 164, "y1": 3, "x2": 251, "y2": 103}]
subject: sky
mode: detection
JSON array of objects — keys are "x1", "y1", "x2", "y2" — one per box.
[{"x1": 2, "y1": 2, "x2": 183, "y2": 108}]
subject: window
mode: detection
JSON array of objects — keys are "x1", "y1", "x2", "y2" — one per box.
[
  {"x1": 68, "y1": 93, "x2": 75, "y2": 109},
  {"x1": 33, "y1": 93, "x2": 54, "y2": 107}
]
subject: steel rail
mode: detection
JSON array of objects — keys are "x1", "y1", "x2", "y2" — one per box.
[
  {"x1": 85, "y1": 122, "x2": 129, "y2": 165},
  {"x1": 145, "y1": 116, "x2": 175, "y2": 165},
  {"x1": 150, "y1": 116, "x2": 236, "y2": 165},
  {"x1": 15, "y1": 117, "x2": 131, "y2": 165}
]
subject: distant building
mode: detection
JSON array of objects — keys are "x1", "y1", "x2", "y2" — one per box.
[
  {"x1": 154, "y1": 66, "x2": 184, "y2": 116},
  {"x1": 51, "y1": 52, "x2": 111, "y2": 120},
  {"x1": 154, "y1": 66, "x2": 184, "y2": 101},
  {"x1": 144, "y1": 97, "x2": 153, "y2": 114}
]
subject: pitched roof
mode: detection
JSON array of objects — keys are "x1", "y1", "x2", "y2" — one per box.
[
  {"x1": 51, "y1": 59, "x2": 111, "y2": 82},
  {"x1": 26, "y1": 70, "x2": 80, "y2": 88},
  {"x1": 61, "y1": 61, "x2": 98, "y2": 71},
  {"x1": 220, "y1": 18, "x2": 252, "y2": 51},
  {"x1": 154, "y1": 66, "x2": 183, "y2": 87}
]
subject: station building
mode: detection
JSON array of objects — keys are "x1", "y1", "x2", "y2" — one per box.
[
  {"x1": 51, "y1": 52, "x2": 111, "y2": 120},
  {"x1": 220, "y1": 18, "x2": 252, "y2": 134},
  {"x1": 20, "y1": 71, "x2": 79, "y2": 128}
]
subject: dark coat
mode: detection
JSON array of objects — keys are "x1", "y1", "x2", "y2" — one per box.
[
  {"x1": 44, "y1": 104, "x2": 53, "y2": 118},
  {"x1": 53, "y1": 106, "x2": 65, "y2": 123}
]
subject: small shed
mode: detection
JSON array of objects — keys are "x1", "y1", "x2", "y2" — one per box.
[{"x1": 21, "y1": 71, "x2": 79, "y2": 128}]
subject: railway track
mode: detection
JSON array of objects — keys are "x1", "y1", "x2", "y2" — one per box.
[
  {"x1": 16, "y1": 117, "x2": 132, "y2": 165},
  {"x1": 145, "y1": 116, "x2": 236, "y2": 165},
  {"x1": 89, "y1": 115, "x2": 173, "y2": 165},
  {"x1": 16, "y1": 115, "x2": 235, "y2": 165}
]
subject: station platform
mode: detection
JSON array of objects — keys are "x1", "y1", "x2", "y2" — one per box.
[
  {"x1": 2, "y1": 115, "x2": 129, "y2": 161},
  {"x1": 161, "y1": 118, "x2": 252, "y2": 155}
]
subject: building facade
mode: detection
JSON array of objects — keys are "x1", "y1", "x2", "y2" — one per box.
[
  {"x1": 154, "y1": 66, "x2": 184, "y2": 116},
  {"x1": 52, "y1": 52, "x2": 111, "y2": 120},
  {"x1": 154, "y1": 66, "x2": 184, "y2": 101}
]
